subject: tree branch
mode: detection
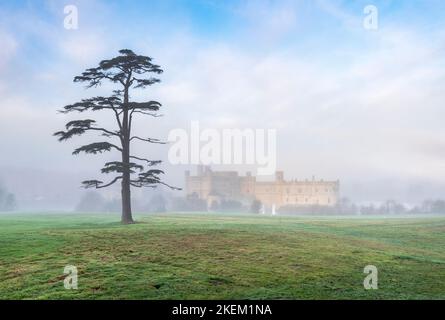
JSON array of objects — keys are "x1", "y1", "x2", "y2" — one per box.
[
  {"x1": 129, "y1": 169, "x2": 182, "y2": 190},
  {"x1": 54, "y1": 119, "x2": 121, "y2": 141},
  {"x1": 73, "y1": 142, "x2": 122, "y2": 155},
  {"x1": 131, "y1": 110, "x2": 163, "y2": 117},
  {"x1": 82, "y1": 176, "x2": 122, "y2": 189},
  {"x1": 101, "y1": 161, "x2": 144, "y2": 174},
  {"x1": 130, "y1": 136, "x2": 166, "y2": 144},
  {"x1": 129, "y1": 156, "x2": 162, "y2": 166}
]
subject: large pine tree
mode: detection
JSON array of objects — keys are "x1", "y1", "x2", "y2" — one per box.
[{"x1": 55, "y1": 49, "x2": 178, "y2": 224}]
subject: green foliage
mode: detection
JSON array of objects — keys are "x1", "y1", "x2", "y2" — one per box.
[
  {"x1": 72, "y1": 142, "x2": 121, "y2": 155},
  {"x1": 101, "y1": 162, "x2": 144, "y2": 174}
]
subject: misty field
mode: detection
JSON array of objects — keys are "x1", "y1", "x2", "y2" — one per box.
[{"x1": 0, "y1": 213, "x2": 444, "y2": 300}]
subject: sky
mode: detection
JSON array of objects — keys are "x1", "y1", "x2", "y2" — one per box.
[{"x1": 1, "y1": 0, "x2": 445, "y2": 208}]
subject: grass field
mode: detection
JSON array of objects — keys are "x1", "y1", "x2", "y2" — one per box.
[{"x1": 0, "y1": 212, "x2": 444, "y2": 300}]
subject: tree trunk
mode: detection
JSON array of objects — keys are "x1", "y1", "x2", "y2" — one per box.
[
  {"x1": 121, "y1": 173, "x2": 133, "y2": 224},
  {"x1": 121, "y1": 134, "x2": 133, "y2": 224},
  {"x1": 121, "y1": 83, "x2": 134, "y2": 224}
]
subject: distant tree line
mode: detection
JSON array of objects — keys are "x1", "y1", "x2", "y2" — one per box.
[
  {"x1": 74, "y1": 192, "x2": 445, "y2": 215},
  {"x1": 75, "y1": 191, "x2": 247, "y2": 213},
  {"x1": 75, "y1": 191, "x2": 167, "y2": 213},
  {"x1": 278, "y1": 198, "x2": 445, "y2": 215},
  {"x1": 0, "y1": 184, "x2": 16, "y2": 212}
]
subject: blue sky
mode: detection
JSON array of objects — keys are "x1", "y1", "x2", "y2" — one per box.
[
  {"x1": 0, "y1": 0, "x2": 443, "y2": 78},
  {"x1": 2, "y1": 0, "x2": 445, "y2": 62},
  {"x1": 1, "y1": 0, "x2": 445, "y2": 206}
]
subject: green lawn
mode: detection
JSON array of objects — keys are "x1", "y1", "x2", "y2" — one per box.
[{"x1": 0, "y1": 212, "x2": 444, "y2": 299}]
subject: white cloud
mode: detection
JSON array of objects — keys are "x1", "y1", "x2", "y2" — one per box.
[
  {"x1": 239, "y1": 0, "x2": 299, "y2": 39},
  {"x1": 60, "y1": 31, "x2": 110, "y2": 64}
]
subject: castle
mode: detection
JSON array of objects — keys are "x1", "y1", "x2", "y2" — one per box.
[{"x1": 185, "y1": 166, "x2": 340, "y2": 210}]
